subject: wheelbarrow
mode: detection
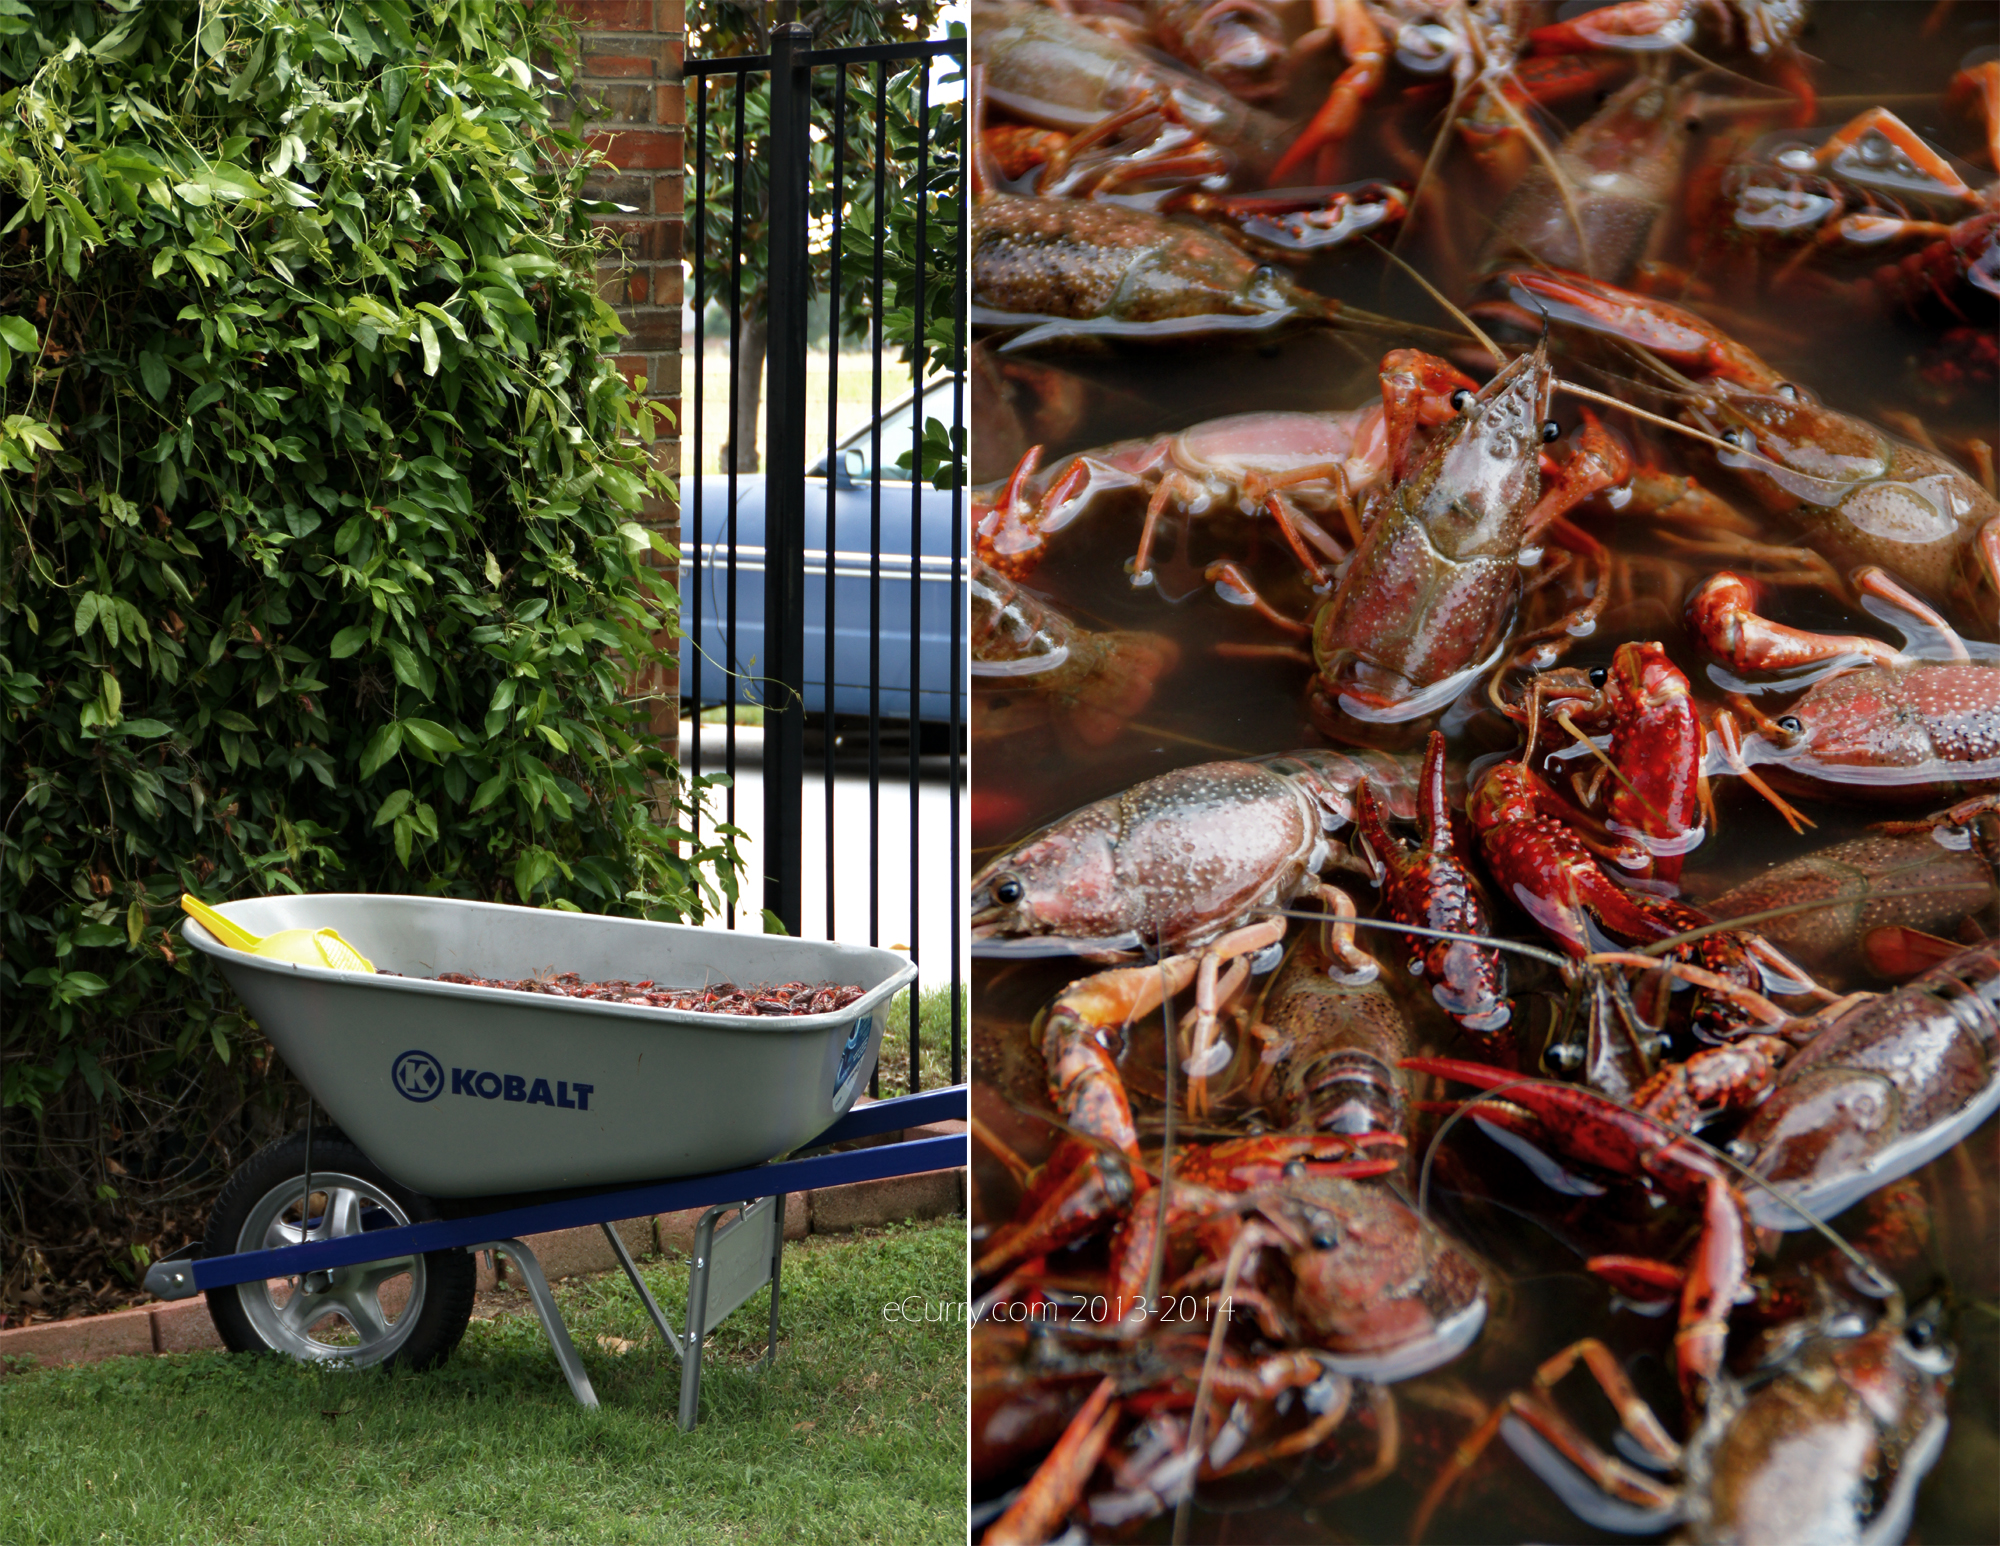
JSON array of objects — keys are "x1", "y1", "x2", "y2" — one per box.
[{"x1": 144, "y1": 894, "x2": 965, "y2": 1424}]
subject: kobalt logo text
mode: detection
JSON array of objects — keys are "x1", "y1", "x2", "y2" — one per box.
[{"x1": 391, "y1": 1051, "x2": 593, "y2": 1110}]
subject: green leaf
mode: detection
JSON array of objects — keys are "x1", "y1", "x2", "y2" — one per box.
[
  {"x1": 73, "y1": 591, "x2": 102, "y2": 638},
  {"x1": 329, "y1": 624, "x2": 371, "y2": 659},
  {"x1": 417, "y1": 315, "x2": 440, "y2": 376},
  {"x1": 0, "y1": 316, "x2": 36, "y2": 351},
  {"x1": 385, "y1": 639, "x2": 427, "y2": 691},
  {"x1": 116, "y1": 719, "x2": 173, "y2": 738},
  {"x1": 372, "y1": 789, "x2": 413, "y2": 827},
  {"x1": 358, "y1": 721, "x2": 403, "y2": 779},
  {"x1": 401, "y1": 718, "x2": 463, "y2": 755},
  {"x1": 468, "y1": 772, "x2": 509, "y2": 812},
  {"x1": 126, "y1": 900, "x2": 146, "y2": 949}
]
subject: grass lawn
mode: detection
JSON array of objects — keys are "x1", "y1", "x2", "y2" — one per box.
[
  {"x1": 875, "y1": 983, "x2": 964, "y2": 1096},
  {"x1": 0, "y1": 1219, "x2": 966, "y2": 1545}
]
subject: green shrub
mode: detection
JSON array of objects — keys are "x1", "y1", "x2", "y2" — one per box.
[{"x1": 0, "y1": 0, "x2": 739, "y2": 1268}]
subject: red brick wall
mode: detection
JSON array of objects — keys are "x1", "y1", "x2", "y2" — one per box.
[{"x1": 553, "y1": 0, "x2": 686, "y2": 749}]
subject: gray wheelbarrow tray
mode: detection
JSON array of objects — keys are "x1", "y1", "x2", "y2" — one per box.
[{"x1": 179, "y1": 893, "x2": 918, "y2": 1196}]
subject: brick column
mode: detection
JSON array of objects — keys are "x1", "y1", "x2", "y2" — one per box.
[{"x1": 554, "y1": 0, "x2": 686, "y2": 755}]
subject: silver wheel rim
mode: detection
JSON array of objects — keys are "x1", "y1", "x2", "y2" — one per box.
[{"x1": 232, "y1": 1168, "x2": 426, "y2": 1367}]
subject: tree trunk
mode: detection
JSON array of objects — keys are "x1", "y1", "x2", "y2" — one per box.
[{"x1": 726, "y1": 306, "x2": 768, "y2": 474}]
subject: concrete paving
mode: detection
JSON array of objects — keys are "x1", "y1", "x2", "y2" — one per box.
[{"x1": 675, "y1": 722, "x2": 970, "y2": 990}]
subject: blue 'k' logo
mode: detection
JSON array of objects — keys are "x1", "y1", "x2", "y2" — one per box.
[{"x1": 392, "y1": 1049, "x2": 444, "y2": 1103}]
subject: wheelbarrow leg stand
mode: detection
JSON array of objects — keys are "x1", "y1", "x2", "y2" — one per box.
[
  {"x1": 470, "y1": 1237, "x2": 599, "y2": 1409},
  {"x1": 602, "y1": 1221, "x2": 682, "y2": 1357},
  {"x1": 679, "y1": 1194, "x2": 786, "y2": 1430}
]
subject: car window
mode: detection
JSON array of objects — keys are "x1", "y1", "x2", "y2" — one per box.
[
  {"x1": 819, "y1": 381, "x2": 955, "y2": 480},
  {"x1": 836, "y1": 398, "x2": 916, "y2": 481}
]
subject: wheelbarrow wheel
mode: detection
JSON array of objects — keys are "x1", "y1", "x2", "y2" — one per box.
[{"x1": 203, "y1": 1129, "x2": 475, "y2": 1371}]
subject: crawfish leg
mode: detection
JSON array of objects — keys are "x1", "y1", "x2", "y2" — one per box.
[
  {"x1": 1270, "y1": 0, "x2": 1386, "y2": 186},
  {"x1": 976, "y1": 958, "x2": 1200, "y2": 1276},
  {"x1": 1410, "y1": 1337, "x2": 1681, "y2": 1544},
  {"x1": 1187, "y1": 917, "x2": 1287, "y2": 1116},
  {"x1": 986, "y1": 1375, "x2": 1120, "y2": 1546}
]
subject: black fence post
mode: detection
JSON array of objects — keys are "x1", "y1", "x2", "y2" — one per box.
[{"x1": 762, "y1": 22, "x2": 811, "y2": 936}]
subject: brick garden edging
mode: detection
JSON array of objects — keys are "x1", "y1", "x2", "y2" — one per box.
[{"x1": 0, "y1": 1117, "x2": 963, "y2": 1372}]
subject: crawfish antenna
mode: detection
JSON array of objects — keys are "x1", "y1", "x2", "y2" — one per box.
[{"x1": 1366, "y1": 237, "x2": 1506, "y2": 367}]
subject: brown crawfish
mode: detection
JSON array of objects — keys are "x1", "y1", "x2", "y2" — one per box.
[
  {"x1": 1303, "y1": 341, "x2": 1631, "y2": 742},
  {"x1": 971, "y1": 555, "x2": 1180, "y2": 753}
]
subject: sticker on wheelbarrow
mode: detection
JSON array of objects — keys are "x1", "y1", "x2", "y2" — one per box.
[
  {"x1": 836, "y1": 1016, "x2": 871, "y2": 1095},
  {"x1": 392, "y1": 1050, "x2": 444, "y2": 1102}
]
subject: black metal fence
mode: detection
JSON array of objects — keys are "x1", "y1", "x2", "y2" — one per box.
[{"x1": 683, "y1": 27, "x2": 965, "y2": 1093}]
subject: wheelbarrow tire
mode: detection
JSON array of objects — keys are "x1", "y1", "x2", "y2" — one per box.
[{"x1": 203, "y1": 1130, "x2": 476, "y2": 1372}]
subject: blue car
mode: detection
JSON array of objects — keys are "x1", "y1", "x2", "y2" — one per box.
[{"x1": 683, "y1": 384, "x2": 967, "y2": 728}]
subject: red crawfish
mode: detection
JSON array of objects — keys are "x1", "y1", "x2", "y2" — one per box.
[
  {"x1": 1463, "y1": 755, "x2": 1778, "y2": 1043},
  {"x1": 1501, "y1": 268, "x2": 2000, "y2": 634},
  {"x1": 1404, "y1": 1056, "x2": 1754, "y2": 1405},
  {"x1": 1352, "y1": 729, "x2": 1513, "y2": 1039},
  {"x1": 1528, "y1": 0, "x2": 1815, "y2": 120},
  {"x1": 1507, "y1": 639, "x2": 1712, "y2": 888}
]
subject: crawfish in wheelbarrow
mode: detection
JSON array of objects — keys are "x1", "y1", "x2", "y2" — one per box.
[{"x1": 968, "y1": 3, "x2": 2000, "y2": 1539}]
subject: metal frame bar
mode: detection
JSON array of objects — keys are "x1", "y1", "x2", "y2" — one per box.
[{"x1": 148, "y1": 1089, "x2": 963, "y2": 1296}]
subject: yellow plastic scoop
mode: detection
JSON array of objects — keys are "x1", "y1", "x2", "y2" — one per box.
[{"x1": 179, "y1": 895, "x2": 376, "y2": 972}]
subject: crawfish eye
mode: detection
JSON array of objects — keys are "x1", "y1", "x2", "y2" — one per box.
[
  {"x1": 1907, "y1": 1318, "x2": 1938, "y2": 1349},
  {"x1": 1541, "y1": 418, "x2": 1561, "y2": 443},
  {"x1": 1776, "y1": 715, "x2": 1804, "y2": 736},
  {"x1": 1721, "y1": 427, "x2": 1744, "y2": 447},
  {"x1": 1588, "y1": 666, "x2": 1608, "y2": 688},
  {"x1": 1775, "y1": 382, "x2": 1799, "y2": 400},
  {"x1": 993, "y1": 876, "x2": 1025, "y2": 905},
  {"x1": 1450, "y1": 387, "x2": 1473, "y2": 412},
  {"x1": 1283, "y1": 1158, "x2": 1309, "y2": 1178},
  {"x1": 1309, "y1": 1223, "x2": 1340, "y2": 1249}
]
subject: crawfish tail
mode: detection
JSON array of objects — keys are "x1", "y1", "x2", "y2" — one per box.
[{"x1": 1738, "y1": 941, "x2": 2000, "y2": 1230}]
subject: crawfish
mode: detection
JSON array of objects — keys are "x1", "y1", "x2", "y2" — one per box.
[
  {"x1": 1414, "y1": 1291, "x2": 1954, "y2": 1545},
  {"x1": 971, "y1": 555, "x2": 1180, "y2": 752},
  {"x1": 974, "y1": 1, "x2": 1291, "y2": 182},
  {"x1": 1502, "y1": 268, "x2": 2000, "y2": 632},
  {"x1": 1702, "y1": 827, "x2": 1998, "y2": 988},
  {"x1": 1688, "y1": 568, "x2": 2000, "y2": 816},
  {"x1": 1506, "y1": 640, "x2": 1712, "y2": 888},
  {"x1": 1248, "y1": 907, "x2": 1421, "y2": 1144},
  {"x1": 1479, "y1": 71, "x2": 1691, "y2": 283},
  {"x1": 1406, "y1": 1056, "x2": 1754, "y2": 1402},
  {"x1": 1464, "y1": 754, "x2": 1777, "y2": 1044},
  {"x1": 972, "y1": 347, "x2": 1478, "y2": 588},
  {"x1": 1721, "y1": 939, "x2": 2000, "y2": 1232},
  {"x1": 974, "y1": 1317, "x2": 1381, "y2": 1543},
  {"x1": 971, "y1": 748, "x2": 1431, "y2": 1106},
  {"x1": 1298, "y1": 340, "x2": 1634, "y2": 739},
  {"x1": 1352, "y1": 729, "x2": 1514, "y2": 1038},
  {"x1": 973, "y1": 191, "x2": 1358, "y2": 352}
]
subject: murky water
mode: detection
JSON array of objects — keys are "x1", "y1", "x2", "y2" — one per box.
[{"x1": 971, "y1": 2, "x2": 2000, "y2": 1541}]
